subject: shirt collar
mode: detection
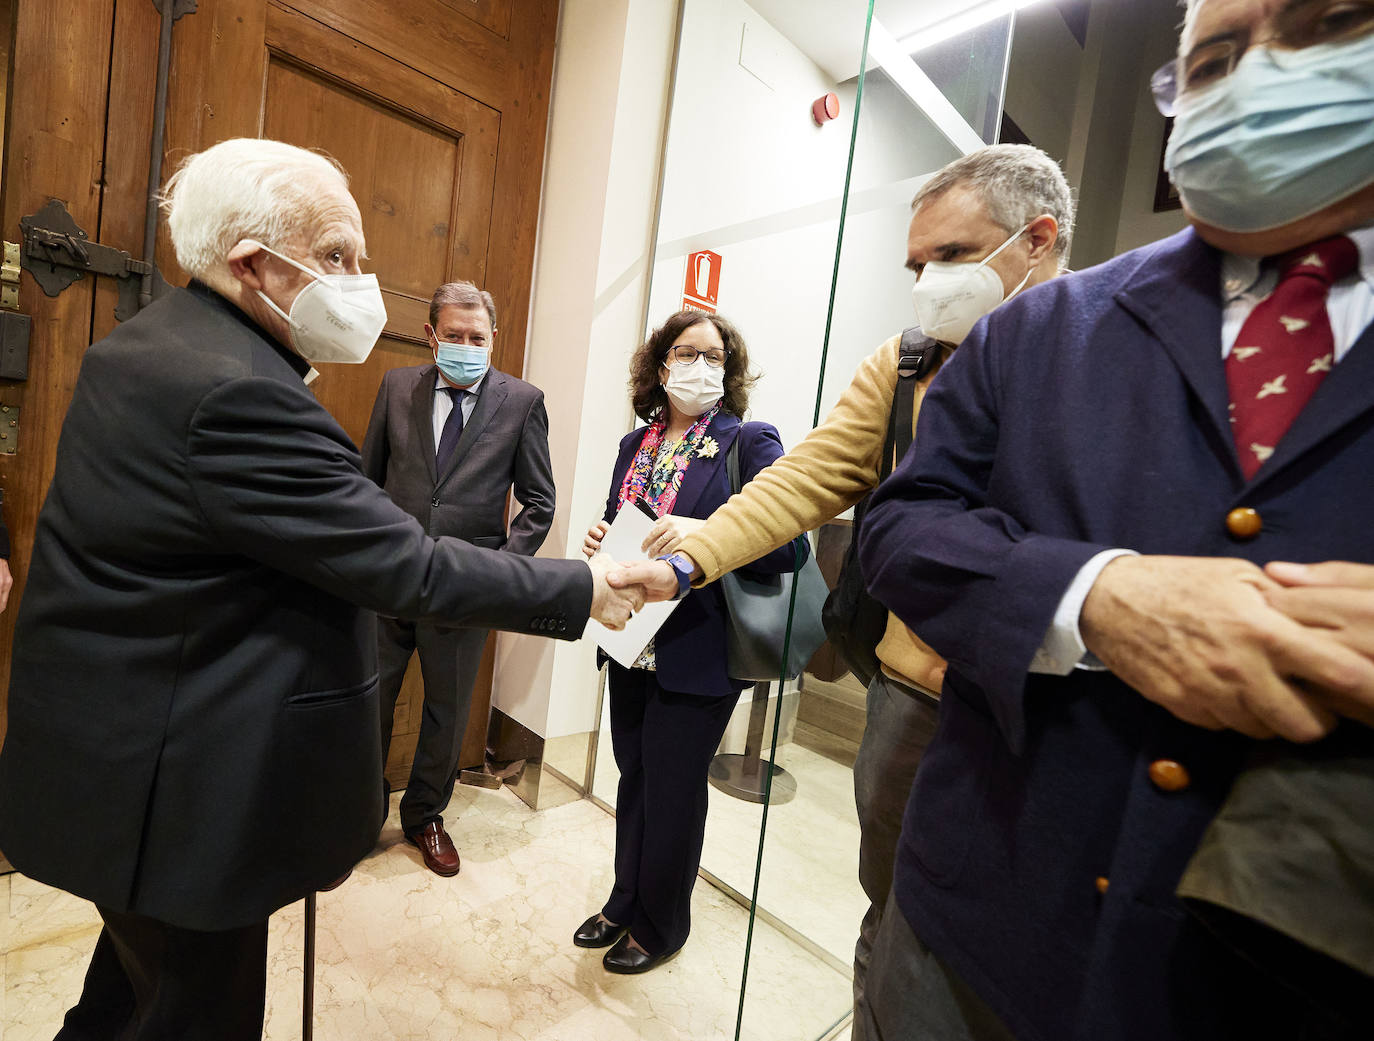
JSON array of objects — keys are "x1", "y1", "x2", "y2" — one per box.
[
  {"x1": 435, "y1": 371, "x2": 486, "y2": 398},
  {"x1": 1220, "y1": 223, "x2": 1374, "y2": 301}
]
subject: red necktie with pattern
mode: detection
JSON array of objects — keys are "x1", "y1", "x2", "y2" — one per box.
[{"x1": 1226, "y1": 234, "x2": 1359, "y2": 479}]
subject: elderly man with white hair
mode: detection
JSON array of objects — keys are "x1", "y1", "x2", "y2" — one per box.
[{"x1": 0, "y1": 137, "x2": 642, "y2": 1039}]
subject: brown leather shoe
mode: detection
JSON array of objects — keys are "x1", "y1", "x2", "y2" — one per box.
[{"x1": 406, "y1": 820, "x2": 461, "y2": 877}]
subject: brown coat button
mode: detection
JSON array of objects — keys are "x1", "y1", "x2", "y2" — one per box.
[
  {"x1": 1148, "y1": 759, "x2": 1191, "y2": 792},
  {"x1": 1095, "y1": 876, "x2": 1110, "y2": 894},
  {"x1": 1226, "y1": 507, "x2": 1262, "y2": 539}
]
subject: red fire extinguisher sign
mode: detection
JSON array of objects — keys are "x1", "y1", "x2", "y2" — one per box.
[{"x1": 682, "y1": 250, "x2": 722, "y2": 313}]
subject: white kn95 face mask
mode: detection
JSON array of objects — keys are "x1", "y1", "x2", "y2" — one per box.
[
  {"x1": 910, "y1": 222, "x2": 1033, "y2": 345},
  {"x1": 248, "y1": 241, "x2": 388, "y2": 365}
]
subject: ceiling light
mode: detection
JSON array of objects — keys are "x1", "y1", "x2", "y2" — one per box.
[{"x1": 900, "y1": 0, "x2": 1047, "y2": 54}]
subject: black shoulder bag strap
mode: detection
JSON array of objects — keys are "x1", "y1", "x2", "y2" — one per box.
[
  {"x1": 882, "y1": 327, "x2": 941, "y2": 481},
  {"x1": 822, "y1": 327, "x2": 940, "y2": 687},
  {"x1": 726, "y1": 428, "x2": 742, "y2": 495}
]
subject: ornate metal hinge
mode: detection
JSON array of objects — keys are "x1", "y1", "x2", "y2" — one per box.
[
  {"x1": 1, "y1": 241, "x2": 20, "y2": 311},
  {"x1": 19, "y1": 199, "x2": 168, "y2": 322}
]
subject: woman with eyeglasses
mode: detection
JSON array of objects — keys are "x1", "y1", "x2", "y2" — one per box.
[{"x1": 573, "y1": 309, "x2": 808, "y2": 973}]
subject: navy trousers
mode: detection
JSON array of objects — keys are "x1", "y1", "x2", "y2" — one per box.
[{"x1": 602, "y1": 663, "x2": 740, "y2": 956}]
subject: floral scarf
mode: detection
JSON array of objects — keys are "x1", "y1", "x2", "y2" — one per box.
[{"x1": 615, "y1": 403, "x2": 721, "y2": 517}]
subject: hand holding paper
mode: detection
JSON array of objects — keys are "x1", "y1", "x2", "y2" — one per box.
[{"x1": 584, "y1": 501, "x2": 685, "y2": 665}]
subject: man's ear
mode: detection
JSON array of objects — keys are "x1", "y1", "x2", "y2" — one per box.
[
  {"x1": 226, "y1": 240, "x2": 268, "y2": 291},
  {"x1": 1025, "y1": 214, "x2": 1059, "y2": 266}
]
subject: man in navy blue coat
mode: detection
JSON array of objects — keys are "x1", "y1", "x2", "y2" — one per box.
[{"x1": 857, "y1": 0, "x2": 1374, "y2": 1037}]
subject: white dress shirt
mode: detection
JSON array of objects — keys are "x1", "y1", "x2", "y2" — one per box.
[
  {"x1": 431, "y1": 372, "x2": 485, "y2": 457},
  {"x1": 1030, "y1": 224, "x2": 1374, "y2": 675}
]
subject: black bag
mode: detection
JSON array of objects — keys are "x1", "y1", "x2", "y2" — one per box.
[
  {"x1": 719, "y1": 430, "x2": 830, "y2": 681},
  {"x1": 820, "y1": 328, "x2": 940, "y2": 687}
]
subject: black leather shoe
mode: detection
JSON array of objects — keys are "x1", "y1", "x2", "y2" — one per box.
[
  {"x1": 573, "y1": 913, "x2": 627, "y2": 948},
  {"x1": 602, "y1": 933, "x2": 682, "y2": 974},
  {"x1": 318, "y1": 869, "x2": 352, "y2": 892}
]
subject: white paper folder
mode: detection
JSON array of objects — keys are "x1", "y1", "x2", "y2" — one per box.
[{"x1": 584, "y1": 499, "x2": 682, "y2": 668}]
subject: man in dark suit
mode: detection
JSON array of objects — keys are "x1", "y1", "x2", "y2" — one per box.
[
  {"x1": 855, "y1": 1, "x2": 1374, "y2": 1038},
  {"x1": 0, "y1": 137, "x2": 641, "y2": 1040},
  {"x1": 361, "y1": 282, "x2": 555, "y2": 876}
]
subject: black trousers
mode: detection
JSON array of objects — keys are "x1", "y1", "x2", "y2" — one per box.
[
  {"x1": 862, "y1": 892, "x2": 1371, "y2": 1041},
  {"x1": 377, "y1": 617, "x2": 488, "y2": 835},
  {"x1": 602, "y1": 664, "x2": 740, "y2": 956},
  {"x1": 55, "y1": 906, "x2": 268, "y2": 1041},
  {"x1": 850, "y1": 672, "x2": 940, "y2": 1041}
]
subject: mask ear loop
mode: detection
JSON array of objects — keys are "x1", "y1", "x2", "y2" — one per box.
[
  {"x1": 241, "y1": 238, "x2": 325, "y2": 329},
  {"x1": 239, "y1": 239, "x2": 324, "y2": 282},
  {"x1": 974, "y1": 221, "x2": 1035, "y2": 302}
]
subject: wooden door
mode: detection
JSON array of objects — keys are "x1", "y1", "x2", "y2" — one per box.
[{"x1": 0, "y1": 0, "x2": 560, "y2": 785}]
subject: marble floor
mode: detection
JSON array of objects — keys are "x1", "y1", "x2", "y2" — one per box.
[{"x1": 2, "y1": 785, "x2": 851, "y2": 1041}]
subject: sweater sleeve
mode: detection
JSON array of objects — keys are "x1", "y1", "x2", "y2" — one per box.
[{"x1": 677, "y1": 336, "x2": 900, "y2": 584}]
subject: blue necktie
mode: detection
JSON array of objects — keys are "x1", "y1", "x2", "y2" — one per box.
[{"x1": 436, "y1": 388, "x2": 466, "y2": 475}]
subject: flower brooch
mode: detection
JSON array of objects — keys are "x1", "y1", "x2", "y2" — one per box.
[{"x1": 698, "y1": 437, "x2": 719, "y2": 459}]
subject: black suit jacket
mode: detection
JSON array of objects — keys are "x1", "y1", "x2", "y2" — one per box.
[
  {"x1": 0, "y1": 283, "x2": 589, "y2": 930},
  {"x1": 360, "y1": 364, "x2": 554, "y2": 557}
]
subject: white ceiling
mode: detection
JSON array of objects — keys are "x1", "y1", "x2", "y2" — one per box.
[{"x1": 744, "y1": 0, "x2": 1039, "y2": 82}]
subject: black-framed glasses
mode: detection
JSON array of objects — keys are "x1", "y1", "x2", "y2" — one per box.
[
  {"x1": 1150, "y1": 0, "x2": 1374, "y2": 115},
  {"x1": 665, "y1": 345, "x2": 729, "y2": 367}
]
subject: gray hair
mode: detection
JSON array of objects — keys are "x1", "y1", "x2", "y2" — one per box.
[
  {"x1": 161, "y1": 138, "x2": 350, "y2": 281},
  {"x1": 1179, "y1": 0, "x2": 1203, "y2": 52},
  {"x1": 911, "y1": 144, "x2": 1076, "y2": 261},
  {"x1": 429, "y1": 281, "x2": 497, "y2": 331}
]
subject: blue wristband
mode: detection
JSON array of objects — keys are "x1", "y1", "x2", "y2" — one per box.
[{"x1": 658, "y1": 552, "x2": 694, "y2": 600}]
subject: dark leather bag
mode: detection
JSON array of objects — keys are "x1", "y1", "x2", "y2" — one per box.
[
  {"x1": 719, "y1": 432, "x2": 829, "y2": 682},
  {"x1": 820, "y1": 328, "x2": 940, "y2": 687}
]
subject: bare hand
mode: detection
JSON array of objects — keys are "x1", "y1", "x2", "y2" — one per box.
[
  {"x1": 583, "y1": 521, "x2": 609, "y2": 560},
  {"x1": 609, "y1": 559, "x2": 686, "y2": 604},
  {"x1": 1264, "y1": 561, "x2": 1374, "y2": 726},
  {"x1": 641, "y1": 515, "x2": 705, "y2": 557},
  {"x1": 1079, "y1": 555, "x2": 1374, "y2": 742},
  {"x1": 587, "y1": 553, "x2": 646, "y2": 631},
  {"x1": 0, "y1": 559, "x2": 10, "y2": 613}
]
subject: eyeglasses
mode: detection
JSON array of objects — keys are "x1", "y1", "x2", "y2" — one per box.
[
  {"x1": 665, "y1": 345, "x2": 729, "y2": 367},
  {"x1": 1150, "y1": 0, "x2": 1374, "y2": 115}
]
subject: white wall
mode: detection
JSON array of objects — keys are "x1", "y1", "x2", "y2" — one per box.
[
  {"x1": 492, "y1": 0, "x2": 679, "y2": 739},
  {"x1": 1002, "y1": 0, "x2": 1187, "y2": 270},
  {"x1": 644, "y1": 1, "x2": 972, "y2": 448},
  {"x1": 644, "y1": 0, "x2": 863, "y2": 452}
]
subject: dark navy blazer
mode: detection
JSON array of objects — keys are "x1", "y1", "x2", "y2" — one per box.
[
  {"x1": 603, "y1": 411, "x2": 807, "y2": 697},
  {"x1": 859, "y1": 228, "x2": 1374, "y2": 1041}
]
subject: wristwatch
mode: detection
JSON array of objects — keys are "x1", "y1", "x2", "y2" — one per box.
[{"x1": 658, "y1": 552, "x2": 695, "y2": 601}]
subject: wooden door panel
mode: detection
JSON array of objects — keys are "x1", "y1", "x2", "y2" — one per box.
[
  {"x1": 0, "y1": 0, "x2": 118, "y2": 738},
  {"x1": 282, "y1": 0, "x2": 558, "y2": 363},
  {"x1": 263, "y1": 60, "x2": 465, "y2": 300},
  {"x1": 1, "y1": 0, "x2": 558, "y2": 783},
  {"x1": 286, "y1": 0, "x2": 516, "y2": 104},
  {"x1": 434, "y1": 0, "x2": 513, "y2": 40},
  {"x1": 91, "y1": 0, "x2": 160, "y2": 346}
]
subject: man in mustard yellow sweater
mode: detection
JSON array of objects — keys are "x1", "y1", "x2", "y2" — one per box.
[{"x1": 618, "y1": 144, "x2": 1077, "y2": 1036}]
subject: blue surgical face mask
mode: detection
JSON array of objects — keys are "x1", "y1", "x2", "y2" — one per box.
[
  {"x1": 1164, "y1": 34, "x2": 1374, "y2": 234},
  {"x1": 435, "y1": 342, "x2": 490, "y2": 387}
]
